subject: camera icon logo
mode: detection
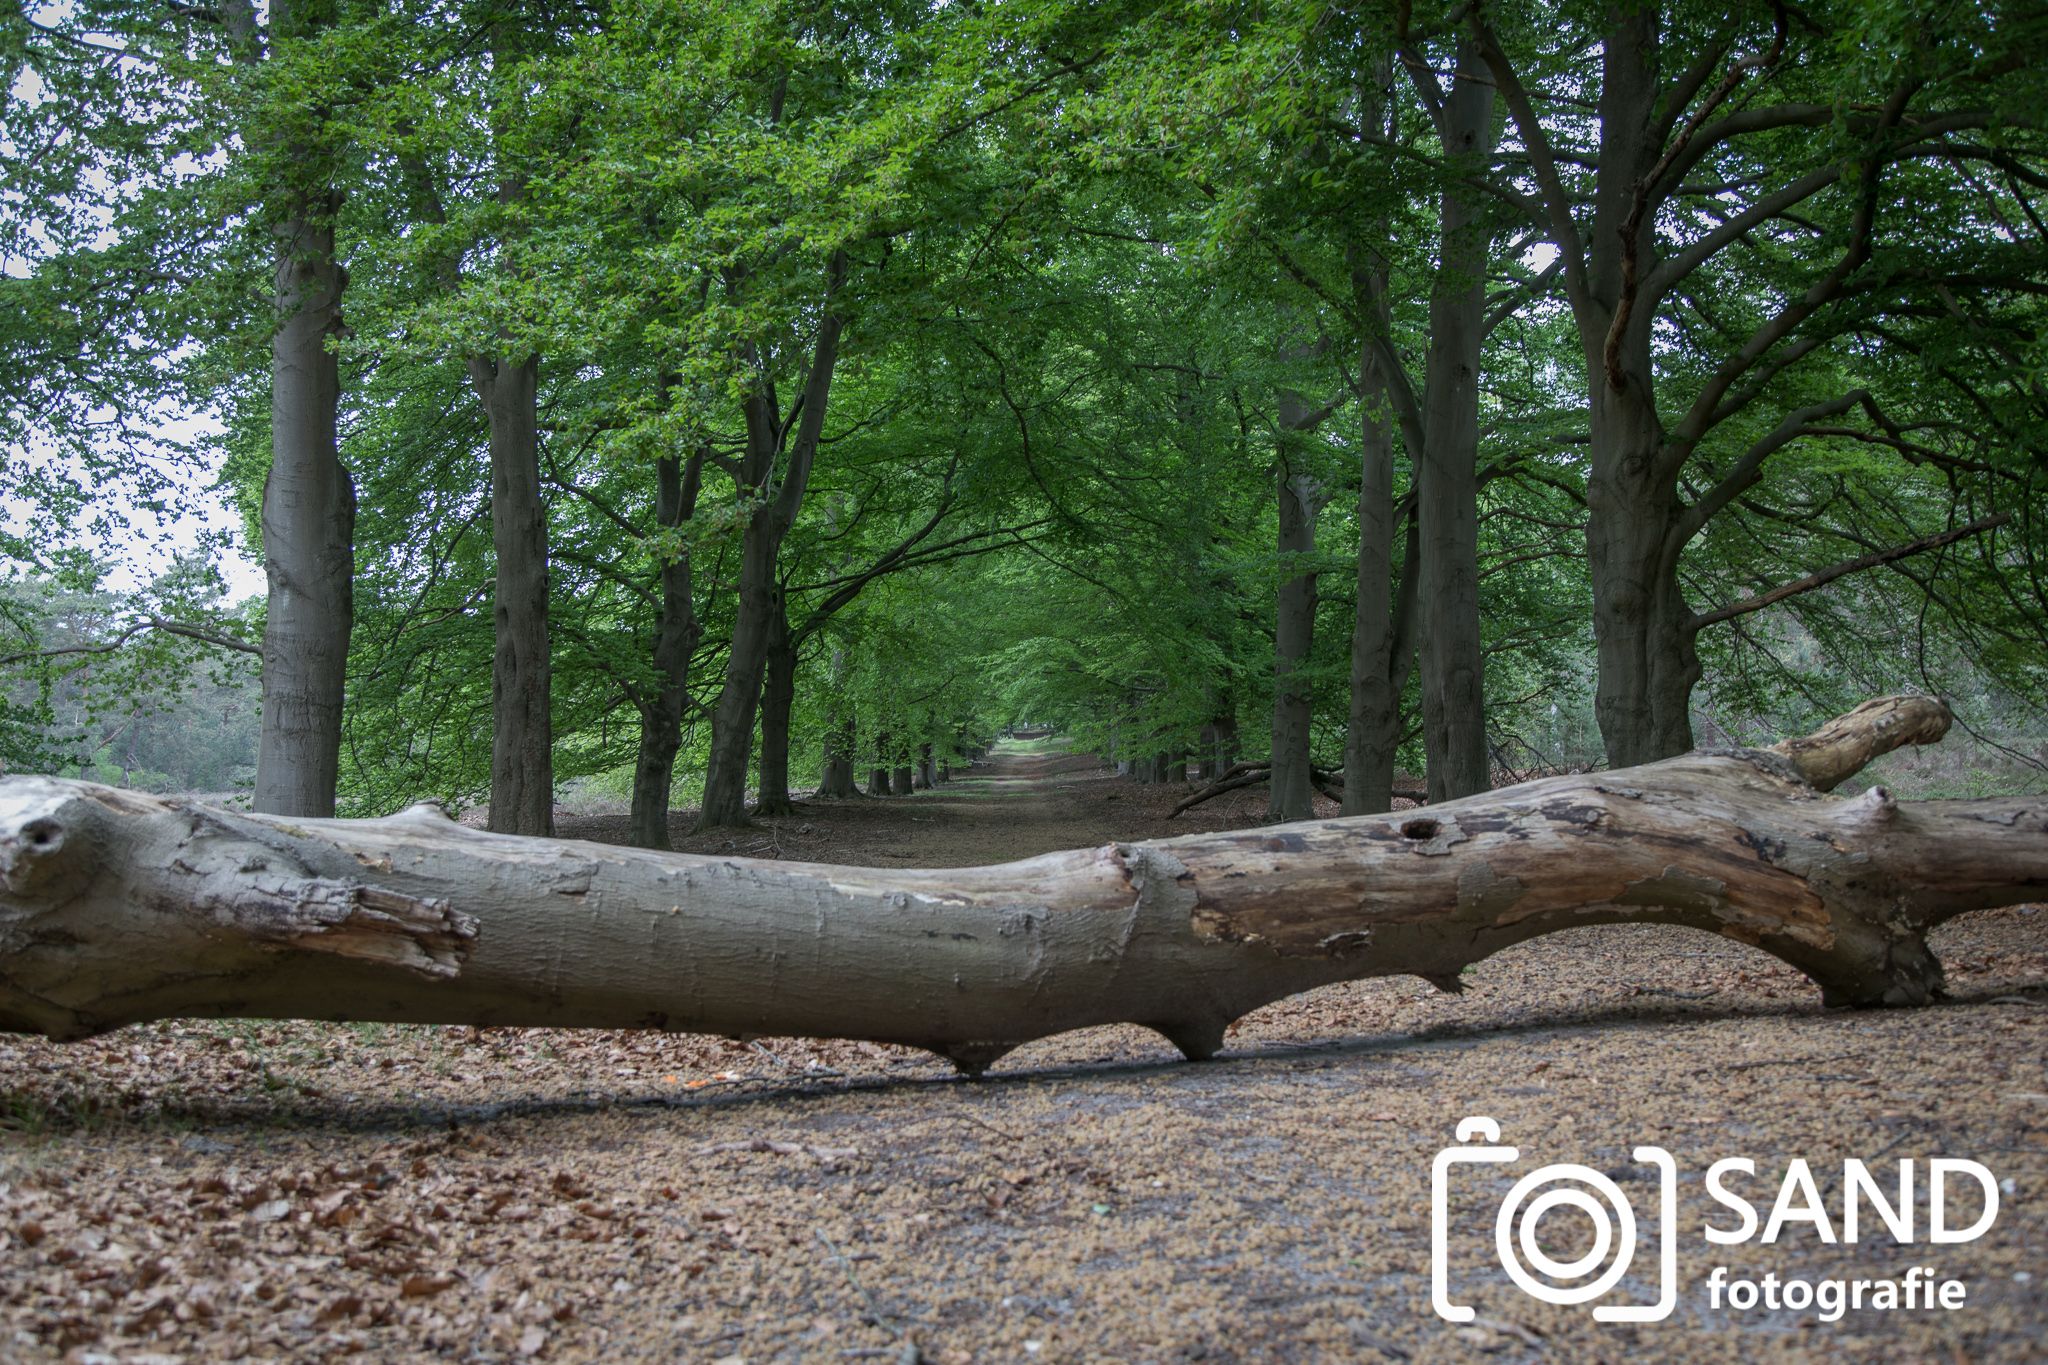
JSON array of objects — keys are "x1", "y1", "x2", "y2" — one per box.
[{"x1": 1431, "y1": 1116, "x2": 1677, "y2": 1323}]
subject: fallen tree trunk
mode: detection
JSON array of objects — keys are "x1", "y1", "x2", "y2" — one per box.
[{"x1": 1, "y1": 698, "x2": 2041, "y2": 1074}]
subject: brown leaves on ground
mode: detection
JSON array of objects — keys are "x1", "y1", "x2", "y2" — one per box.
[{"x1": 3, "y1": 751, "x2": 2045, "y2": 1362}]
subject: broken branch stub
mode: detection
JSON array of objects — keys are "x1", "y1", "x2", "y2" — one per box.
[{"x1": 1, "y1": 696, "x2": 2041, "y2": 1074}]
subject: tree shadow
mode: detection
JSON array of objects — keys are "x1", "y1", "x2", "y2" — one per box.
[{"x1": 15, "y1": 974, "x2": 2040, "y2": 1141}]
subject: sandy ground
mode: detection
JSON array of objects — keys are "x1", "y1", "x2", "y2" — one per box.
[{"x1": 2, "y1": 744, "x2": 2044, "y2": 1364}]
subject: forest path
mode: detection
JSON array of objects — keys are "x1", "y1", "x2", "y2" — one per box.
[
  {"x1": 3, "y1": 747, "x2": 2045, "y2": 1362},
  {"x1": 639, "y1": 733, "x2": 1271, "y2": 871},
  {"x1": 778, "y1": 738, "x2": 1143, "y2": 866}
]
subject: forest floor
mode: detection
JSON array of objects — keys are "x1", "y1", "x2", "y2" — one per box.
[{"x1": 2, "y1": 743, "x2": 2045, "y2": 1364}]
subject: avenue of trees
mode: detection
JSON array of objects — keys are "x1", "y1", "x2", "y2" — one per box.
[{"x1": 4, "y1": 0, "x2": 2046, "y2": 837}]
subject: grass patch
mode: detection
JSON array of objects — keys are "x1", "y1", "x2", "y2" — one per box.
[{"x1": 994, "y1": 733, "x2": 1070, "y2": 756}]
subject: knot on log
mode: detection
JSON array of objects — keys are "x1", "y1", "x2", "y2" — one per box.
[
  {"x1": 207, "y1": 878, "x2": 477, "y2": 978},
  {"x1": 0, "y1": 780, "x2": 116, "y2": 902}
]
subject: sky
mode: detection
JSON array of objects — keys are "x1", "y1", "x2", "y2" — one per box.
[
  {"x1": 5, "y1": 4, "x2": 268, "y2": 604},
  {"x1": 3, "y1": 432, "x2": 270, "y2": 604}
]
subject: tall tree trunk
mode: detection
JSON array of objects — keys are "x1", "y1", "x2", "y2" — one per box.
[
  {"x1": 892, "y1": 763, "x2": 915, "y2": 795},
  {"x1": 817, "y1": 647, "x2": 858, "y2": 798},
  {"x1": 697, "y1": 256, "x2": 847, "y2": 829},
  {"x1": 1415, "y1": 36, "x2": 1497, "y2": 804},
  {"x1": 629, "y1": 451, "x2": 705, "y2": 850},
  {"x1": 1205, "y1": 711, "x2": 1240, "y2": 778},
  {"x1": 253, "y1": 0, "x2": 353, "y2": 819},
  {"x1": 754, "y1": 596, "x2": 796, "y2": 818},
  {"x1": 1476, "y1": 8, "x2": 1697, "y2": 768},
  {"x1": 8, "y1": 701, "x2": 2032, "y2": 1079},
  {"x1": 868, "y1": 732, "x2": 893, "y2": 796},
  {"x1": 1269, "y1": 461, "x2": 1322, "y2": 822},
  {"x1": 1588, "y1": 382, "x2": 1699, "y2": 765},
  {"x1": 1344, "y1": 250, "x2": 1404, "y2": 816},
  {"x1": 917, "y1": 744, "x2": 936, "y2": 790},
  {"x1": 471, "y1": 355, "x2": 552, "y2": 836},
  {"x1": 697, "y1": 497, "x2": 774, "y2": 826}
]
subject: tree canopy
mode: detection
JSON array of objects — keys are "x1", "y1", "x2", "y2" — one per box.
[{"x1": 4, "y1": 0, "x2": 2044, "y2": 822}]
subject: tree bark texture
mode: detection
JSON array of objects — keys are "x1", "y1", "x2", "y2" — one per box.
[
  {"x1": 628, "y1": 451, "x2": 705, "y2": 849},
  {"x1": 3, "y1": 700, "x2": 2037, "y2": 1077},
  {"x1": 1344, "y1": 249, "x2": 1417, "y2": 815},
  {"x1": 254, "y1": 3, "x2": 353, "y2": 821},
  {"x1": 754, "y1": 597, "x2": 797, "y2": 818},
  {"x1": 817, "y1": 649, "x2": 858, "y2": 799},
  {"x1": 471, "y1": 355, "x2": 554, "y2": 837},
  {"x1": 868, "y1": 733, "x2": 893, "y2": 796},
  {"x1": 1269, "y1": 459, "x2": 1323, "y2": 823},
  {"x1": 1415, "y1": 35, "x2": 1498, "y2": 804}
]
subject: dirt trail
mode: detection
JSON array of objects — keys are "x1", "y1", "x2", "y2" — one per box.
[{"x1": 2, "y1": 742, "x2": 2044, "y2": 1364}]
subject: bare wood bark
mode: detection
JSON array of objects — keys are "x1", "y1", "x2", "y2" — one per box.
[{"x1": 3, "y1": 699, "x2": 2040, "y2": 1076}]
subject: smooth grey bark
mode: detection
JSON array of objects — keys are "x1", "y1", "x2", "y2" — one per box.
[
  {"x1": 6, "y1": 700, "x2": 2031, "y2": 1078},
  {"x1": 470, "y1": 354, "x2": 553, "y2": 836},
  {"x1": 754, "y1": 595, "x2": 797, "y2": 818},
  {"x1": 697, "y1": 253, "x2": 848, "y2": 829},
  {"x1": 892, "y1": 764, "x2": 915, "y2": 795},
  {"x1": 917, "y1": 745, "x2": 937, "y2": 790},
  {"x1": 463, "y1": 15, "x2": 553, "y2": 837},
  {"x1": 1269, "y1": 456, "x2": 1325, "y2": 822},
  {"x1": 1413, "y1": 36, "x2": 1498, "y2": 804},
  {"x1": 252, "y1": 0, "x2": 354, "y2": 820}
]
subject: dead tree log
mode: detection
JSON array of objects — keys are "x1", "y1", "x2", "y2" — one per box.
[{"x1": 1, "y1": 698, "x2": 2042, "y2": 1075}]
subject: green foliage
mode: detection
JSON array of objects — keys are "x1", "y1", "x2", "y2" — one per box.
[{"x1": 4, "y1": 0, "x2": 2044, "y2": 806}]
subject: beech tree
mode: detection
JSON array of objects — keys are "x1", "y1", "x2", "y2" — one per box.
[
  {"x1": 1469, "y1": 0, "x2": 2048, "y2": 765},
  {"x1": 5, "y1": 0, "x2": 2043, "y2": 845}
]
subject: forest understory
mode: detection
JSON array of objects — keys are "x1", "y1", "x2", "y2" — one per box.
[{"x1": 3, "y1": 741, "x2": 2044, "y2": 1365}]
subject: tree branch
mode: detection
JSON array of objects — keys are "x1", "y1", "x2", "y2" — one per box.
[{"x1": 1690, "y1": 513, "x2": 2013, "y2": 632}]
